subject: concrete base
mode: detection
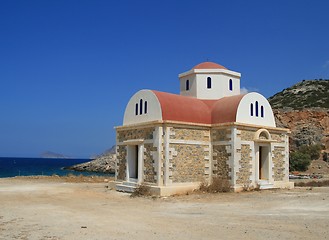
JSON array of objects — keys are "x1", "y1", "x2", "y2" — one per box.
[
  {"x1": 112, "y1": 181, "x2": 200, "y2": 196},
  {"x1": 112, "y1": 180, "x2": 294, "y2": 196},
  {"x1": 149, "y1": 183, "x2": 200, "y2": 196}
]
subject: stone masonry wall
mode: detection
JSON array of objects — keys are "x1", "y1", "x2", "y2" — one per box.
[
  {"x1": 271, "y1": 133, "x2": 285, "y2": 143},
  {"x1": 170, "y1": 144, "x2": 208, "y2": 183},
  {"x1": 212, "y1": 145, "x2": 231, "y2": 179},
  {"x1": 116, "y1": 145, "x2": 127, "y2": 181},
  {"x1": 272, "y1": 146, "x2": 286, "y2": 181},
  {"x1": 170, "y1": 127, "x2": 209, "y2": 141},
  {"x1": 143, "y1": 143, "x2": 157, "y2": 183},
  {"x1": 117, "y1": 127, "x2": 155, "y2": 142},
  {"x1": 236, "y1": 144, "x2": 252, "y2": 185},
  {"x1": 239, "y1": 129, "x2": 255, "y2": 141},
  {"x1": 212, "y1": 129, "x2": 231, "y2": 142}
]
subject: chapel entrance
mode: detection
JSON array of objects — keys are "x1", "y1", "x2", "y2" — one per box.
[
  {"x1": 127, "y1": 145, "x2": 139, "y2": 180},
  {"x1": 258, "y1": 145, "x2": 270, "y2": 180}
]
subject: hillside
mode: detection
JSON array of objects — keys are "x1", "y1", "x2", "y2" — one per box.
[
  {"x1": 268, "y1": 79, "x2": 329, "y2": 109},
  {"x1": 40, "y1": 151, "x2": 71, "y2": 159},
  {"x1": 268, "y1": 80, "x2": 329, "y2": 152}
]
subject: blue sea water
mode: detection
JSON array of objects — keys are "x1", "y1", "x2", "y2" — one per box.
[{"x1": 0, "y1": 157, "x2": 111, "y2": 178}]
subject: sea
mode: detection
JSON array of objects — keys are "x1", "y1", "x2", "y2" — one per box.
[{"x1": 0, "y1": 157, "x2": 112, "y2": 178}]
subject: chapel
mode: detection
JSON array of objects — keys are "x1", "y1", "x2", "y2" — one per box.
[{"x1": 114, "y1": 61, "x2": 293, "y2": 195}]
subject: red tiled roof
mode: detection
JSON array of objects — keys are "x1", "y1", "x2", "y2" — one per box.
[
  {"x1": 192, "y1": 62, "x2": 227, "y2": 70},
  {"x1": 151, "y1": 90, "x2": 244, "y2": 124}
]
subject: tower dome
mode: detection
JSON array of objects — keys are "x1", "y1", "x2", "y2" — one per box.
[{"x1": 192, "y1": 61, "x2": 227, "y2": 70}]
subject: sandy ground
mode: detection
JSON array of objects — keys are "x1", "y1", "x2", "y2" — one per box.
[{"x1": 1, "y1": 178, "x2": 329, "y2": 240}]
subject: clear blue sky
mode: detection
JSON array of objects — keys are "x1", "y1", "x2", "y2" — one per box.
[{"x1": 1, "y1": 0, "x2": 328, "y2": 158}]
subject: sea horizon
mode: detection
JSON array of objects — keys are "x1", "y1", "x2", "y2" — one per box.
[{"x1": 0, "y1": 157, "x2": 111, "y2": 178}]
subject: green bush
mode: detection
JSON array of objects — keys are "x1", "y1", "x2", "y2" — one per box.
[
  {"x1": 290, "y1": 151, "x2": 311, "y2": 172},
  {"x1": 299, "y1": 144, "x2": 323, "y2": 160},
  {"x1": 323, "y1": 152, "x2": 328, "y2": 162}
]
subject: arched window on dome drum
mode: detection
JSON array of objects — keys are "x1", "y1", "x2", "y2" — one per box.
[
  {"x1": 144, "y1": 101, "x2": 148, "y2": 114},
  {"x1": 186, "y1": 80, "x2": 189, "y2": 91},
  {"x1": 250, "y1": 103, "x2": 253, "y2": 116},
  {"x1": 255, "y1": 101, "x2": 259, "y2": 117},
  {"x1": 261, "y1": 105, "x2": 264, "y2": 118},
  {"x1": 135, "y1": 103, "x2": 138, "y2": 115},
  {"x1": 139, "y1": 99, "x2": 143, "y2": 115},
  {"x1": 207, "y1": 77, "x2": 211, "y2": 89},
  {"x1": 229, "y1": 79, "x2": 233, "y2": 91}
]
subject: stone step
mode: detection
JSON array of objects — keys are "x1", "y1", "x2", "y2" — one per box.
[
  {"x1": 258, "y1": 181, "x2": 274, "y2": 190},
  {"x1": 122, "y1": 181, "x2": 139, "y2": 187},
  {"x1": 116, "y1": 184, "x2": 136, "y2": 193}
]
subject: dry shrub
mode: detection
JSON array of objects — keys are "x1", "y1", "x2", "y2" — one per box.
[
  {"x1": 199, "y1": 177, "x2": 231, "y2": 193},
  {"x1": 295, "y1": 180, "x2": 329, "y2": 187},
  {"x1": 130, "y1": 183, "x2": 152, "y2": 197}
]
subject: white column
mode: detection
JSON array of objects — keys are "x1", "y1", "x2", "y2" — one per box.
[
  {"x1": 268, "y1": 144, "x2": 274, "y2": 183},
  {"x1": 125, "y1": 146, "x2": 129, "y2": 182},
  {"x1": 164, "y1": 126, "x2": 170, "y2": 186},
  {"x1": 155, "y1": 126, "x2": 163, "y2": 186},
  {"x1": 137, "y1": 144, "x2": 144, "y2": 184}
]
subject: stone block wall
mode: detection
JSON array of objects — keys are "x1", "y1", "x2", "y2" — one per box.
[
  {"x1": 167, "y1": 126, "x2": 210, "y2": 183},
  {"x1": 239, "y1": 129, "x2": 255, "y2": 141},
  {"x1": 116, "y1": 145, "x2": 127, "y2": 181},
  {"x1": 170, "y1": 127, "x2": 209, "y2": 141},
  {"x1": 117, "y1": 127, "x2": 155, "y2": 142},
  {"x1": 212, "y1": 129, "x2": 231, "y2": 142},
  {"x1": 272, "y1": 146, "x2": 286, "y2": 181},
  {"x1": 236, "y1": 144, "x2": 252, "y2": 185},
  {"x1": 212, "y1": 145, "x2": 231, "y2": 179},
  {"x1": 144, "y1": 143, "x2": 157, "y2": 183},
  {"x1": 271, "y1": 133, "x2": 285, "y2": 143},
  {"x1": 170, "y1": 144, "x2": 208, "y2": 182}
]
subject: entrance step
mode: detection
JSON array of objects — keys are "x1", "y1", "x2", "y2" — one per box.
[
  {"x1": 258, "y1": 180, "x2": 274, "y2": 190},
  {"x1": 116, "y1": 181, "x2": 139, "y2": 193}
]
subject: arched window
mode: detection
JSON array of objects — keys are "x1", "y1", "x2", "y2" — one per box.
[
  {"x1": 186, "y1": 80, "x2": 189, "y2": 91},
  {"x1": 229, "y1": 79, "x2": 233, "y2": 91},
  {"x1": 255, "y1": 101, "x2": 259, "y2": 117},
  {"x1": 261, "y1": 106, "x2": 264, "y2": 118},
  {"x1": 144, "y1": 101, "x2": 148, "y2": 114},
  {"x1": 207, "y1": 77, "x2": 211, "y2": 89},
  {"x1": 250, "y1": 103, "x2": 253, "y2": 116},
  {"x1": 139, "y1": 99, "x2": 143, "y2": 115},
  {"x1": 135, "y1": 103, "x2": 138, "y2": 115}
]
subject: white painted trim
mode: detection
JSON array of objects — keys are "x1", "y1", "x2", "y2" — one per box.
[
  {"x1": 178, "y1": 68, "x2": 241, "y2": 78},
  {"x1": 155, "y1": 126, "x2": 163, "y2": 186},
  {"x1": 123, "y1": 139, "x2": 144, "y2": 145},
  {"x1": 169, "y1": 139, "x2": 209, "y2": 145},
  {"x1": 164, "y1": 126, "x2": 170, "y2": 186},
  {"x1": 137, "y1": 144, "x2": 144, "y2": 184}
]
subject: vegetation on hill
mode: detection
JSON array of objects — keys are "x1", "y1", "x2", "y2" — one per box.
[
  {"x1": 268, "y1": 79, "x2": 329, "y2": 109},
  {"x1": 289, "y1": 144, "x2": 323, "y2": 172}
]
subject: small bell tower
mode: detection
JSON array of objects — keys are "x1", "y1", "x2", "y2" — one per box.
[{"x1": 179, "y1": 62, "x2": 241, "y2": 100}]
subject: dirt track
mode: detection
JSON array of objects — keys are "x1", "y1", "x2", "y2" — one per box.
[{"x1": 0, "y1": 178, "x2": 329, "y2": 240}]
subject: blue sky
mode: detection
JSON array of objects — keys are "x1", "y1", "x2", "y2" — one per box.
[{"x1": 1, "y1": 0, "x2": 328, "y2": 158}]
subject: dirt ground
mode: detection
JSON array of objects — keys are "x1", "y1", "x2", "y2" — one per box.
[{"x1": 1, "y1": 177, "x2": 329, "y2": 240}]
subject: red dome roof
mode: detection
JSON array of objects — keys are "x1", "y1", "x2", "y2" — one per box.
[
  {"x1": 151, "y1": 90, "x2": 245, "y2": 124},
  {"x1": 192, "y1": 62, "x2": 227, "y2": 70},
  {"x1": 152, "y1": 91, "x2": 213, "y2": 124}
]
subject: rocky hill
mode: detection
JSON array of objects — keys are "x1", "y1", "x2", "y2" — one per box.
[
  {"x1": 268, "y1": 79, "x2": 329, "y2": 109},
  {"x1": 65, "y1": 148, "x2": 116, "y2": 174},
  {"x1": 269, "y1": 80, "x2": 329, "y2": 152},
  {"x1": 40, "y1": 151, "x2": 71, "y2": 159}
]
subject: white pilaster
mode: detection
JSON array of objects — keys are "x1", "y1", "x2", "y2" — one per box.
[{"x1": 137, "y1": 144, "x2": 144, "y2": 184}]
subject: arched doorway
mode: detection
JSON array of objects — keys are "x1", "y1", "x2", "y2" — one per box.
[{"x1": 254, "y1": 129, "x2": 272, "y2": 182}]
